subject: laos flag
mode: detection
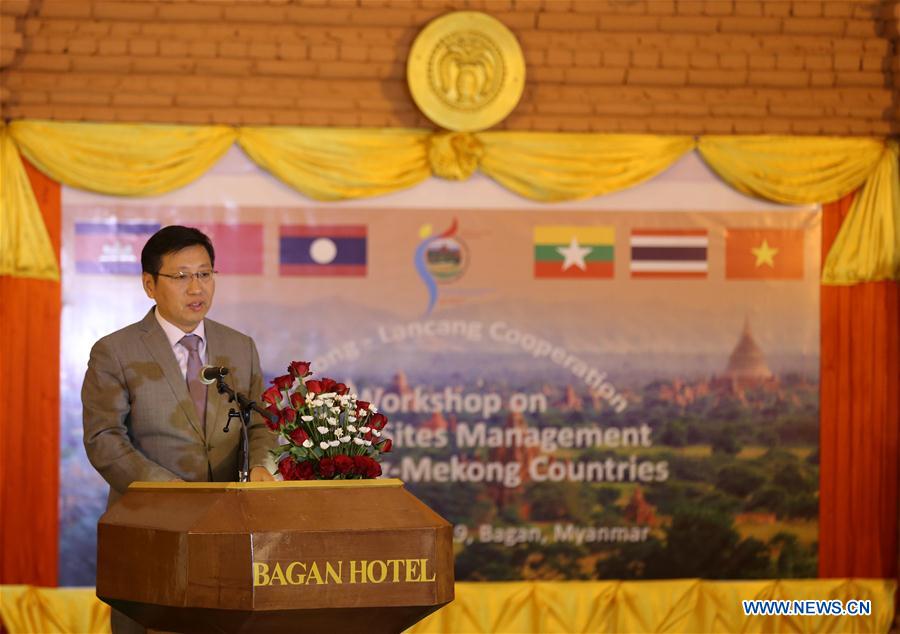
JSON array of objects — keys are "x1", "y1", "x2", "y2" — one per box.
[{"x1": 279, "y1": 225, "x2": 367, "y2": 277}]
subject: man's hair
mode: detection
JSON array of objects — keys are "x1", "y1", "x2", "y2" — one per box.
[{"x1": 141, "y1": 225, "x2": 215, "y2": 276}]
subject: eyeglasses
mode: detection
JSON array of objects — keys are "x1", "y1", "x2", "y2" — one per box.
[{"x1": 156, "y1": 270, "x2": 218, "y2": 284}]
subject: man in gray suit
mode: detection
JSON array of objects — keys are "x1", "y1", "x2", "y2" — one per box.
[{"x1": 82, "y1": 225, "x2": 278, "y2": 633}]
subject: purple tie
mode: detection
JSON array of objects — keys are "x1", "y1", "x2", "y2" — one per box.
[{"x1": 179, "y1": 334, "x2": 206, "y2": 432}]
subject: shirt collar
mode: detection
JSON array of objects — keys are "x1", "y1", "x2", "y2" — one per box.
[{"x1": 154, "y1": 307, "x2": 205, "y2": 348}]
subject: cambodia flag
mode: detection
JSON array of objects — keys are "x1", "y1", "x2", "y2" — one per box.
[
  {"x1": 74, "y1": 221, "x2": 160, "y2": 275},
  {"x1": 279, "y1": 225, "x2": 367, "y2": 277}
]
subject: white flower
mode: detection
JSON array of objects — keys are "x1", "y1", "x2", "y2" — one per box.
[
  {"x1": 321, "y1": 392, "x2": 336, "y2": 399},
  {"x1": 368, "y1": 404, "x2": 377, "y2": 412},
  {"x1": 312, "y1": 399, "x2": 323, "y2": 407},
  {"x1": 348, "y1": 416, "x2": 357, "y2": 423},
  {"x1": 359, "y1": 426, "x2": 370, "y2": 433},
  {"x1": 301, "y1": 415, "x2": 313, "y2": 422},
  {"x1": 317, "y1": 426, "x2": 329, "y2": 434},
  {"x1": 347, "y1": 425, "x2": 357, "y2": 433},
  {"x1": 330, "y1": 406, "x2": 341, "y2": 414},
  {"x1": 353, "y1": 438, "x2": 365, "y2": 445},
  {"x1": 327, "y1": 418, "x2": 338, "y2": 426},
  {"x1": 339, "y1": 435, "x2": 351, "y2": 443},
  {"x1": 319, "y1": 441, "x2": 329, "y2": 450},
  {"x1": 364, "y1": 440, "x2": 372, "y2": 446},
  {"x1": 328, "y1": 439, "x2": 339, "y2": 447},
  {"x1": 302, "y1": 439, "x2": 314, "y2": 448},
  {"x1": 373, "y1": 430, "x2": 382, "y2": 438}
]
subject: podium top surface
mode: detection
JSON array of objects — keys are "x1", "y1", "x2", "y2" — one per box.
[{"x1": 128, "y1": 478, "x2": 404, "y2": 491}]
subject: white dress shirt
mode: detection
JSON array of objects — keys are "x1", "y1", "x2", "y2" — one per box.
[{"x1": 154, "y1": 308, "x2": 207, "y2": 380}]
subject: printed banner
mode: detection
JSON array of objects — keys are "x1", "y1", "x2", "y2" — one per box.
[{"x1": 59, "y1": 202, "x2": 820, "y2": 585}]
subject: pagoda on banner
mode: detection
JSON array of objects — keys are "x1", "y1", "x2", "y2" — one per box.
[
  {"x1": 624, "y1": 487, "x2": 658, "y2": 527},
  {"x1": 562, "y1": 385, "x2": 583, "y2": 411},
  {"x1": 391, "y1": 370, "x2": 413, "y2": 399},
  {"x1": 712, "y1": 317, "x2": 779, "y2": 394},
  {"x1": 487, "y1": 412, "x2": 540, "y2": 512}
]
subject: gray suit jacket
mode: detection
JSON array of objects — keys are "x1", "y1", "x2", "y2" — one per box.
[{"x1": 82, "y1": 308, "x2": 278, "y2": 503}]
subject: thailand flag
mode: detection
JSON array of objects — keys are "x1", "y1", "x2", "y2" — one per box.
[
  {"x1": 630, "y1": 229, "x2": 708, "y2": 279},
  {"x1": 279, "y1": 225, "x2": 367, "y2": 277},
  {"x1": 74, "y1": 221, "x2": 160, "y2": 275}
]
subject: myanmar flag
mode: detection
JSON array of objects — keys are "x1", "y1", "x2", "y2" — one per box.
[
  {"x1": 725, "y1": 229, "x2": 804, "y2": 280},
  {"x1": 534, "y1": 226, "x2": 614, "y2": 279}
]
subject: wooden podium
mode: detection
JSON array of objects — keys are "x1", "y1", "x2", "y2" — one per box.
[{"x1": 97, "y1": 479, "x2": 454, "y2": 633}]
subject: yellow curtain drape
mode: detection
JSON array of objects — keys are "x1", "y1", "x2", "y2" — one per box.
[
  {"x1": 697, "y1": 135, "x2": 899, "y2": 284},
  {"x1": 478, "y1": 132, "x2": 696, "y2": 202},
  {"x1": 238, "y1": 127, "x2": 431, "y2": 201},
  {"x1": 822, "y1": 140, "x2": 900, "y2": 284},
  {"x1": 696, "y1": 136, "x2": 884, "y2": 205},
  {"x1": 1, "y1": 580, "x2": 894, "y2": 634},
  {"x1": 0, "y1": 124, "x2": 59, "y2": 281},
  {"x1": 1, "y1": 121, "x2": 897, "y2": 285},
  {"x1": 9, "y1": 120, "x2": 237, "y2": 197}
]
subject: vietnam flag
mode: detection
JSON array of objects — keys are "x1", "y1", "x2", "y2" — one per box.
[
  {"x1": 725, "y1": 229, "x2": 804, "y2": 280},
  {"x1": 534, "y1": 226, "x2": 614, "y2": 279}
]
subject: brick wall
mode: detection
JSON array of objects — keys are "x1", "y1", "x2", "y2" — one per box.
[{"x1": 0, "y1": 0, "x2": 897, "y2": 135}]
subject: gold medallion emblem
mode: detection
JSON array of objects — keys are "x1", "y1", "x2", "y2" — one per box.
[{"x1": 408, "y1": 11, "x2": 526, "y2": 132}]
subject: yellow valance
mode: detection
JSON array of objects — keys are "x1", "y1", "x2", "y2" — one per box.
[
  {"x1": 0, "y1": 124, "x2": 58, "y2": 281},
  {"x1": 0, "y1": 580, "x2": 895, "y2": 633},
  {"x1": 2, "y1": 120, "x2": 897, "y2": 285}
]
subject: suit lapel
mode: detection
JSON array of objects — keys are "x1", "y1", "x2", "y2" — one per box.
[
  {"x1": 203, "y1": 319, "x2": 228, "y2": 443},
  {"x1": 139, "y1": 309, "x2": 205, "y2": 440}
]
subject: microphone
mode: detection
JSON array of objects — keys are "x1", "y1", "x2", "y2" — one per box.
[{"x1": 199, "y1": 365, "x2": 229, "y2": 385}]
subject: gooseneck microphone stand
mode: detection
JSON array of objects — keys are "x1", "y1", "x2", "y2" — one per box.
[{"x1": 208, "y1": 368, "x2": 275, "y2": 483}]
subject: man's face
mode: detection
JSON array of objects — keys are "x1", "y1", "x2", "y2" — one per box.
[{"x1": 142, "y1": 244, "x2": 215, "y2": 333}]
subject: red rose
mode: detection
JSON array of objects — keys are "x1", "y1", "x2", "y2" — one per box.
[
  {"x1": 366, "y1": 459, "x2": 382, "y2": 478},
  {"x1": 288, "y1": 361, "x2": 311, "y2": 378},
  {"x1": 364, "y1": 431, "x2": 373, "y2": 442},
  {"x1": 290, "y1": 392, "x2": 305, "y2": 409},
  {"x1": 305, "y1": 380, "x2": 322, "y2": 395},
  {"x1": 356, "y1": 400, "x2": 371, "y2": 413},
  {"x1": 261, "y1": 386, "x2": 281, "y2": 406},
  {"x1": 296, "y1": 461, "x2": 315, "y2": 480},
  {"x1": 352, "y1": 455, "x2": 381, "y2": 478},
  {"x1": 318, "y1": 457, "x2": 335, "y2": 478},
  {"x1": 273, "y1": 374, "x2": 294, "y2": 390},
  {"x1": 289, "y1": 427, "x2": 309, "y2": 445},
  {"x1": 278, "y1": 457, "x2": 296, "y2": 480},
  {"x1": 378, "y1": 438, "x2": 392, "y2": 453},
  {"x1": 352, "y1": 455, "x2": 370, "y2": 475},
  {"x1": 370, "y1": 413, "x2": 388, "y2": 430},
  {"x1": 334, "y1": 383, "x2": 348, "y2": 395},
  {"x1": 320, "y1": 378, "x2": 337, "y2": 393},
  {"x1": 282, "y1": 408, "x2": 297, "y2": 423},
  {"x1": 264, "y1": 405, "x2": 282, "y2": 431},
  {"x1": 334, "y1": 454, "x2": 353, "y2": 475}
]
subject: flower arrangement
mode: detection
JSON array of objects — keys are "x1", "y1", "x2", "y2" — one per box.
[{"x1": 261, "y1": 361, "x2": 391, "y2": 481}]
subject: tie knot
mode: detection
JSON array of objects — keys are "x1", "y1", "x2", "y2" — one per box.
[{"x1": 179, "y1": 334, "x2": 201, "y2": 352}]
